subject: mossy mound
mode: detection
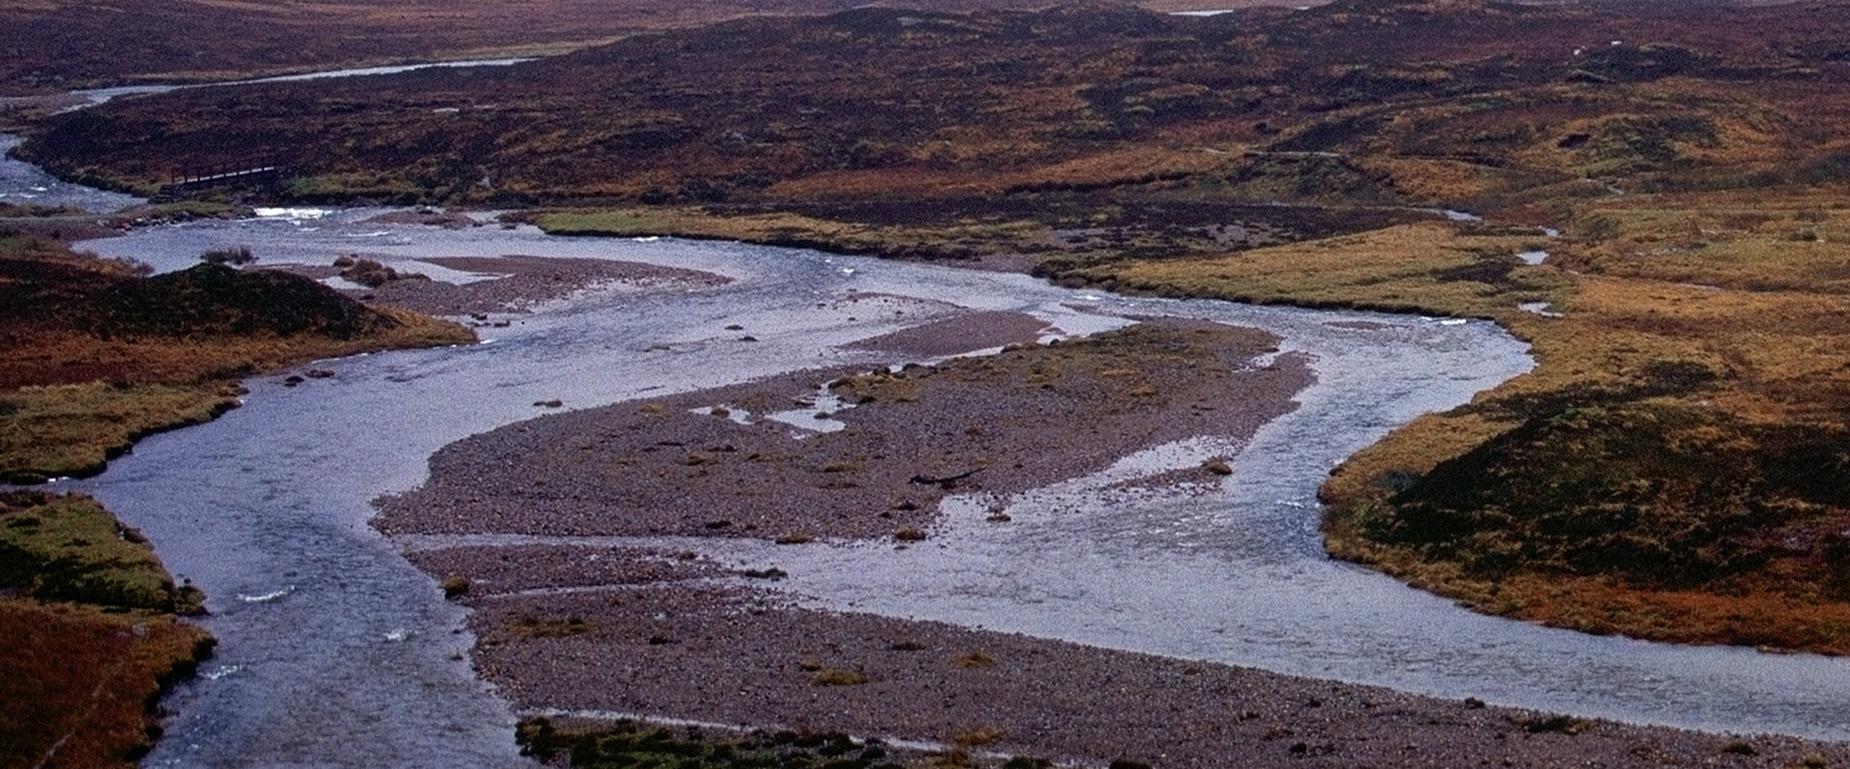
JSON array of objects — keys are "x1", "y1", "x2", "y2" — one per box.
[
  {"x1": 0, "y1": 490, "x2": 201, "y2": 613},
  {"x1": 88, "y1": 263, "x2": 399, "y2": 340},
  {"x1": 1354, "y1": 404, "x2": 1850, "y2": 595}
]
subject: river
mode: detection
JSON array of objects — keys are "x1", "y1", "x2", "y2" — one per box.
[{"x1": 1, "y1": 63, "x2": 1847, "y2": 768}]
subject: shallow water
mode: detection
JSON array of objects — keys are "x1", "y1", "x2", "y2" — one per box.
[
  {"x1": 2, "y1": 107, "x2": 1846, "y2": 766},
  {"x1": 0, "y1": 134, "x2": 144, "y2": 212},
  {"x1": 45, "y1": 208, "x2": 1850, "y2": 755},
  {"x1": 42, "y1": 58, "x2": 534, "y2": 113}
]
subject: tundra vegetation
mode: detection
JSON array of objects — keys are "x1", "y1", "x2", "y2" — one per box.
[
  {"x1": 0, "y1": 233, "x2": 473, "y2": 482},
  {"x1": 0, "y1": 490, "x2": 213, "y2": 769},
  {"x1": 38, "y1": 0, "x2": 1847, "y2": 653},
  {"x1": 0, "y1": 0, "x2": 1287, "y2": 96},
  {"x1": 0, "y1": 231, "x2": 472, "y2": 767}
]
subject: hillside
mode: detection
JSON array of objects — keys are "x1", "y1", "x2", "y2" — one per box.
[{"x1": 0, "y1": 0, "x2": 1296, "y2": 96}]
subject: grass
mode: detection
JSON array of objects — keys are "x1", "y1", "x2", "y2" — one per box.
[
  {"x1": 810, "y1": 668, "x2": 869, "y2": 687},
  {"x1": 13, "y1": 0, "x2": 1850, "y2": 655},
  {"x1": 513, "y1": 615, "x2": 598, "y2": 639},
  {"x1": 0, "y1": 601, "x2": 212, "y2": 769},
  {"x1": 0, "y1": 491, "x2": 200, "y2": 612},
  {"x1": 0, "y1": 382, "x2": 237, "y2": 483},
  {"x1": 0, "y1": 492, "x2": 214, "y2": 769},
  {"x1": 1074, "y1": 190, "x2": 1850, "y2": 654},
  {"x1": 1072, "y1": 222, "x2": 1566, "y2": 317},
  {"x1": 0, "y1": 235, "x2": 474, "y2": 481},
  {"x1": 0, "y1": 235, "x2": 472, "y2": 766}
]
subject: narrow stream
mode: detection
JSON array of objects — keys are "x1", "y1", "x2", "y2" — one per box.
[{"x1": 3, "y1": 63, "x2": 1848, "y2": 764}]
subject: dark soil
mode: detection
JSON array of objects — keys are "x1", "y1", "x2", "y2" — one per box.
[
  {"x1": 360, "y1": 255, "x2": 731, "y2": 316},
  {"x1": 840, "y1": 311, "x2": 1050, "y2": 357}
]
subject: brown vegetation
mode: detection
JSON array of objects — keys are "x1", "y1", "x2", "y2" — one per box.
[
  {"x1": 0, "y1": 231, "x2": 473, "y2": 766},
  {"x1": 0, "y1": 492, "x2": 214, "y2": 769},
  {"x1": 1089, "y1": 198, "x2": 1850, "y2": 654},
  {"x1": 0, "y1": 0, "x2": 1290, "y2": 96},
  {"x1": 15, "y1": 0, "x2": 1850, "y2": 652},
  {"x1": 0, "y1": 233, "x2": 472, "y2": 481}
]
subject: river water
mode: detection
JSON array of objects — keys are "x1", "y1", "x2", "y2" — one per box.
[{"x1": 2, "y1": 71, "x2": 1847, "y2": 766}]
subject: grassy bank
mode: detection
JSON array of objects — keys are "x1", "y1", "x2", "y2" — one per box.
[
  {"x1": 14, "y1": 0, "x2": 1850, "y2": 654},
  {"x1": 1080, "y1": 192, "x2": 1850, "y2": 654},
  {"x1": 532, "y1": 191, "x2": 1850, "y2": 654},
  {"x1": 0, "y1": 491, "x2": 215, "y2": 769},
  {"x1": 0, "y1": 233, "x2": 473, "y2": 482},
  {"x1": 0, "y1": 231, "x2": 475, "y2": 766}
]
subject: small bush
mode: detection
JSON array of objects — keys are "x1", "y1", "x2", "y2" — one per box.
[
  {"x1": 200, "y1": 246, "x2": 255, "y2": 265},
  {"x1": 1514, "y1": 714, "x2": 1588, "y2": 735},
  {"x1": 953, "y1": 651, "x2": 995, "y2": 669},
  {"x1": 809, "y1": 668, "x2": 868, "y2": 687},
  {"x1": 952, "y1": 727, "x2": 1006, "y2": 747},
  {"x1": 440, "y1": 575, "x2": 471, "y2": 599},
  {"x1": 1720, "y1": 740, "x2": 1757, "y2": 756}
]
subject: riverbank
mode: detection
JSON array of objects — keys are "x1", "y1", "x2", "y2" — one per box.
[
  {"x1": 0, "y1": 229, "x2": 474, "y2": 766},
  {"x1": 20, "y1": 0, "x2": 1850, "y2": 654},
  {"x1": 513, "y1": 203, "x2": 1850, "y2": 655},
  {"x1": 469, "y1": 585, "x2": 1850, "y2": 769},
  {"x1": 0, "y1": 491, "x2": 215, "y2": 769},
  {"x1": 44, "y1": 204, "x2": 1850, "y2": 762},
  {"x1": 0, "y1": 233, "x2": 474, "y2": 482}
]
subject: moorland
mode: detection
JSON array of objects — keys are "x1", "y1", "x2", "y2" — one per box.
[
  {"x1": 6, "y1": 0, "x2": 1850, "y2": 767},
  {"x1": 0, "y1": 0, "x2": 1270, "y2": 96},
  {"x1": 21, "y1": 0, "x2": 1849, "y2": 654}
]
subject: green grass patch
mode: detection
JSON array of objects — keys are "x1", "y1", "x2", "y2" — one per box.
[{"x1": 0, "y1": 491, "x2": 199, "y2": 612}]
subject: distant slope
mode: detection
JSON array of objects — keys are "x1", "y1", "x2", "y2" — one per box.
[{"x1": 0, "y1": 0, "x2": 1304, "y2": 96}]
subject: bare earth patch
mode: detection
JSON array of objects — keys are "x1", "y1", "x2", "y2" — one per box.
[
  {"x1": 360, "y1": 255, "x2": 731, "y2": 317},
  {"x1": 840, "y1": 310, "x2": 1052, "y2": 357}
]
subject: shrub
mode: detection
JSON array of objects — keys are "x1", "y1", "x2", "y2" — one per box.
[
  {"x1": 809, "y1": 668, "x2": 868, "y2": 687},
  {"x1": 199, "y1": 246, "x2": 255, "y2": 265},
  {"x1": 440, "y1": 575, "x2": 471, "y2": 599}
]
